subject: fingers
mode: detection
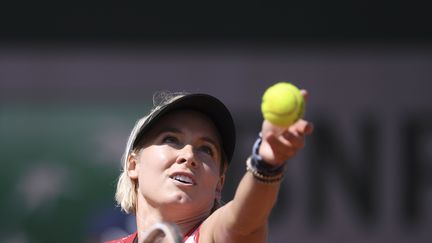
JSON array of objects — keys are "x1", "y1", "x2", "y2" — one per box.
[
  {"x1": 292, "y1": 119, "x2": 314, "y2": 136},
  {"x1": 262, "y1": 133, "x2": 297, "y2": 163},
  {"x1": 260, "y1": 119, "x2": 313, "y2": 164},
  {"x1": 282, "y1": 129, "x2": 305, "y2": 149},
  {"x1": 262, "y1": 119, "x2": 313, "y2": 148},
  {"x1": 280, "y1": 120, "x2": 312, "y2": 149},
  {"x1": 300, "y1": 89, "x2": 309, "y2": 101}
]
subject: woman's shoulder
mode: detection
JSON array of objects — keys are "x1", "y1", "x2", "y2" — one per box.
[
  {"x1": 197, "y1": 204, "x2": 230, "y2": 242},
  {"x1": 199, "y1": 202, "x2": 267, "y2": 243}
]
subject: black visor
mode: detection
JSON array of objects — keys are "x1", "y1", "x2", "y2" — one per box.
[{"x1": 132, "y1": 94, "x2": 236, "y2": 164}]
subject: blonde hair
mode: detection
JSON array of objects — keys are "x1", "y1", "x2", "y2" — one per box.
[
  {"x1": 114, "y1": 114, "x2": 146, "y2": 214},
  {"x1": 114, "y1": 92, "x2": 228, "y2": 213}
]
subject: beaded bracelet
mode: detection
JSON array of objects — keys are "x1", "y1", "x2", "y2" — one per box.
[
  {"x1": 246, "y1": 158, "x2": 285, "y2": 184},
  {"x1": 246, "y1": 135, "x2": 287, "y2": 184}
]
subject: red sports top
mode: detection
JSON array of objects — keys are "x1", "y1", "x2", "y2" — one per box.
[{"x1": 104, "y1": 225, "x2": 200, "y2": 243}]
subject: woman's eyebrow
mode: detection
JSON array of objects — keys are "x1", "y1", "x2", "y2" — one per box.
[{"x1": 157, "y1": 127, "x2": 182, "y2": 134}]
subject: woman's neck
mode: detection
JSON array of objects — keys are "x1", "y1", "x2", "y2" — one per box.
[{"x1": 135, "y1": 198, "x2": 210, "y2": 241}]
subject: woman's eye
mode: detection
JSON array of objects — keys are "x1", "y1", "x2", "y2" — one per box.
[
  {"x1": 200, "y1": 145, "x2": 214, "y2": 157},
  {"x1": 162, "y1": 136, "x2": 179, "y2": 144}
]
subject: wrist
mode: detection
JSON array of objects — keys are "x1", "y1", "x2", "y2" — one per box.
[{"x1": 246, "y1": 134, "x2": 287, "y2": 184}]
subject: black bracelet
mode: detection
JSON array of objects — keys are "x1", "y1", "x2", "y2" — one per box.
[
  {"x1": 250, "y1": 134, "x2": 286, "y2": 177},
  {"x1": 245, "y1": 134, "x2": 287, "y2": 184}
]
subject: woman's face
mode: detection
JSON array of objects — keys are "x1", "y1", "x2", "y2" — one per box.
[{"x1": 129, "y1": 110, "x2": 225, "y2": 214}]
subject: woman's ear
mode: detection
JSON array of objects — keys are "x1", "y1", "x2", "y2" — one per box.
[
  {"x1": 215, "y1": 175, "x2": 225, "y2": 201},
  {"x1": 127, "y1": 152, "x2": 140, "y2": 179}
]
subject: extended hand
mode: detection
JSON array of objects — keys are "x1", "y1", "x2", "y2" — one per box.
[{"x1": 258, "y1": 90, "x2": 313, "y2": 166}]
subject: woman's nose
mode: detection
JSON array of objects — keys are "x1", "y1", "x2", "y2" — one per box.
[{"x1": 176, "y1": 145, "x2": 197, "y2": 167}]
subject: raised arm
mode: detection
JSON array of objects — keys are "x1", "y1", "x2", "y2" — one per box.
[{"x1": 205, "y1": 91, "x2": 313, "y2": 243}]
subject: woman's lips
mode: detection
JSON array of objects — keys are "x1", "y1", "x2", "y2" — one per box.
[{"x1": 169, "y1": 172, "x2": 196, "y2": 185}]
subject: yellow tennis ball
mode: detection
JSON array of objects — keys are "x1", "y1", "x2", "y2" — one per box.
[{"x1": 261, "y1": 82, "x2": 305, "y2": 127}]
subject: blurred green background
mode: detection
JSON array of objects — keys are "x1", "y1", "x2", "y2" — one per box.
[{"x1": 0, "y1": 102, "x2": 148, "y2": 242}]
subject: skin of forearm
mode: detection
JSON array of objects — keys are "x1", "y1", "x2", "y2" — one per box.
[{"x1": 223, "y1": 172, "x2": 280, "y2": 235}]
